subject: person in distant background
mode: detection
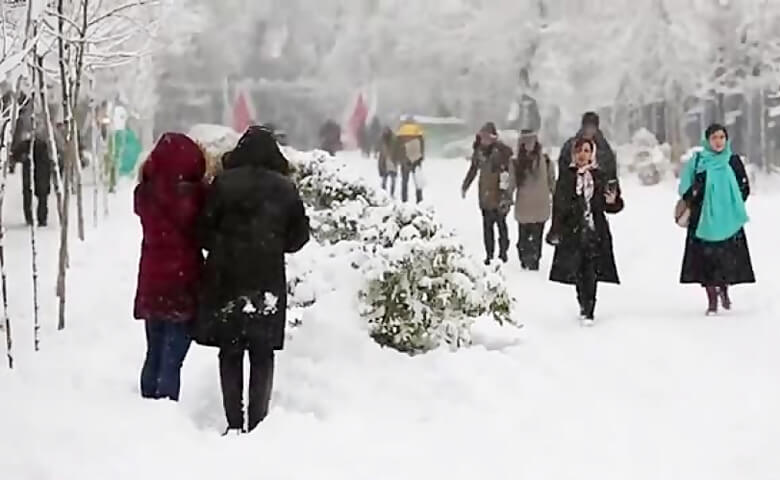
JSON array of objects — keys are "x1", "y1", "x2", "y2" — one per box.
[
  {"x1": 558, "y1": 112, "x2": 618, "y2": 183},
  {"x1": 319, "y1": 119, "x2": 342, "y2": 156},
  {"x1": 11, "y1": 98, "x2": 55, "y2": 227},
  {"x1": 368, "y1": 117, "x2": 382, "y2": 157},
  {"x1": 678, "y1": 123, "x2": 755, "y2": 315},
  {"x1": 134, "y1": 132, "x2": 208, "y2": 402},
  {"x1": 377, "y1": 126, "x2": 398, "y2": 196},
  {"x1": 394, "y1": 117, "x2": 426, "y2": 203},
  {"x1": 512, "y1": 128, "x2": 555, "y2": 270},
  {"x1": 462, "y1": 122, "x2": 514, "y2": 265},
  {"x1": 357, "y1": 121, "x2": 370, "y2": 158}
]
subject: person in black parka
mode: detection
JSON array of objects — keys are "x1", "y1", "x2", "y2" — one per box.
[
  {"x1": 678, "y1": 124, "x2": 755, "y2": 315},
  {"x1": 548, "y1": 137, "x2": 623, "y2": 326},
  {"x1": 11, "y1": 132, "x2": 53, "y2": 227},
  {"x1": 194, "y1": 126, "x2": 310, "y2": 435},
  {"x1": 558, "y1": 112, "x2": 618, "y2": 184}
]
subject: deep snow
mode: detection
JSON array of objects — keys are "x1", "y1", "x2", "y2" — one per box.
[{"x1": 1, "y1": 152, "x2": 779, "y2": 480}]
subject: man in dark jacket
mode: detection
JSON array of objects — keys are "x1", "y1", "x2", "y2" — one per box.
[
  {"x1": 12, "y1": 132, "x2": 53, "y2": 227},
  {"x1": 558, "y1": 112, "x2": 618, "y2": 183},
  {"x1": 194, "y1": 126, "x2": 310, "y2": 435},
  {"x1": 461, "y1": 122, "x2": 515, "y2": 264},
  {"x1": 319, "y1": 119, "x2": 342, "y2": 156}
]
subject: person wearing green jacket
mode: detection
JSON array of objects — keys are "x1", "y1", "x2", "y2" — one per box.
[{"x1": 106, "y1": 127, "x2": 142, "y2": 191}]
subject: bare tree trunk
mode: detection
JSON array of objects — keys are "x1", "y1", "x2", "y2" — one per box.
[
  {"x1": 74, "y1": 124, "x2": 85, "y2": 241},
  {"x1": 56, "y1": 0, "x2": 70, "y2": 331},
  {"x1": 36, "y1": 58, "x2": 65, "y2": 225},
  {"x1": 759, "y1": 87, "x2": 768, "y2": 172},
  {"x1": 72, "y1": 0, "x2": 90, "y2": 241},
  {"x1": 91, "y1": 102, "x2": 99, "y2": 228},
  {"x1": 0, "y1": 84, "x2": 19, "y2": 369},
  {"x1": 28, "y1": 44, "x2": 41, "y2": 352}
]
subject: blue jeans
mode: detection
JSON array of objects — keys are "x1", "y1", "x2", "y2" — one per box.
[{"x1": 140, "y1": 320, "x2": 191, "y2": 401}]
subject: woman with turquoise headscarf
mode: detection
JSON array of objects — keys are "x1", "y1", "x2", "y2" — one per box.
[{"x1": 678, "y1": 123, "x2": 755, "y2": 315}]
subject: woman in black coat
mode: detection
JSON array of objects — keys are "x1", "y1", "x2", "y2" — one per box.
[
  {"x1": 678, "y1": 124, "x2": 754, "y2": 315},
  {"x1": 547, "y1": 137, "x2": 623, "y2": 326},
  {"x1": 194, "y1": 126, "x2": 310, "y2": 434}
]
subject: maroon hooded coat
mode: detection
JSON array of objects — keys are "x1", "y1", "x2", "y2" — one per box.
[{"x1": 133, "y1": 133, "x2": 207, "y2": 321}]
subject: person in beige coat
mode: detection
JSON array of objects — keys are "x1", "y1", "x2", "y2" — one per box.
[{"x1": 512, "y1": 129, "x2": 556, "y2": 270}]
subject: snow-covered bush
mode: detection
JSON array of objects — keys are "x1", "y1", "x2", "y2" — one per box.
[
  {"x1": 286, "y1": 148, "x2": 516, "y2": 355},
  {"x1": 288, "y1": 149, "x2": 379, "y2": 209},
  {"x1": 359, "y1": 238, "x2": 515, "y2": 355},
  {"x1": 359, "y1": 203, "x2": 441, "y2": 249}
]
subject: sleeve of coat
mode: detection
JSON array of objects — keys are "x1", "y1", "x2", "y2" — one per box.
[
  {"x1": 284, "y1": 186, "x2": 310, "y2": 253},
  {"x1": 461, "y1": 152, "x2": 479, "y2": 193},
  {"x1": 730, "y1": 155, "x2": 750, "y2": 201},
  {"x1": 198, "y1": 179, "x2": 221, "y2": 253},
  {"x1": 549, "y1": 169, "x2": 571, "y2": 236},
  {"x1": 545, "y1": 154, "x2": 556, "y2": 193},
  {"x1": 507, "y1": 155, "x2": 518, "y2": 196}
]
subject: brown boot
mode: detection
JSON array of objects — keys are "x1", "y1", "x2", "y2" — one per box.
[
  {"x1": 705, "y1": 287, "x2": 719, "y2": 315},
  {"x1": 719, "y1": 286, "x2": 732, "y2": 311}
]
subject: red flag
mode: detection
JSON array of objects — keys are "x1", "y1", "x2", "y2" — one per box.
[
  {"x1": 232, "y1": 88, "x2": 255, "y2": 133},
  {"x1": 347, "y1": 93, "x2": 369, "y2": 148}
]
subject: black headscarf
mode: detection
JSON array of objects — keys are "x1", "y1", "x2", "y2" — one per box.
[{"x1": 229, "y1": 125, "x2": 291, "y2": 175}]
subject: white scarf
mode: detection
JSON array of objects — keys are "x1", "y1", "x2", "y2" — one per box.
[{"x1": 571, "y1": 146, "x2": 598, "y2": 230}]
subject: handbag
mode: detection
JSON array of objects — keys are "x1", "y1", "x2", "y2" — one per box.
[{"x1": 674, "y1": 153, "x2": 700, "y2": 228}]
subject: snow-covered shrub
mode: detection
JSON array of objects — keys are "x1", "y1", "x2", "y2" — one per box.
[
  {"x1": 359, "y1": 203, "x2": 441, "y2": 249},
  {"x1": 359, "y1": 238, "x2": 515, "y2": 355},
  {"x1": 285, "y1": 148, "x2": 516, "y2": 354},
  {"x1": 288, "y1": 149, "x2": 380, "y2": 209}
]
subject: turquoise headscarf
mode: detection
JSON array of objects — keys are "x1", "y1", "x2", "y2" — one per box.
[{"x1": 678, "y1": 137, "x2": 748, "y2": 242}]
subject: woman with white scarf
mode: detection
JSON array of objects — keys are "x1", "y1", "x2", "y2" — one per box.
[{"x1": 547, "y1": 137, "x2": 624, "y2": 326}]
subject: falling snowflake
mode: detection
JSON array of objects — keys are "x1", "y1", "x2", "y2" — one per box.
[
  {"x1": 242, "y1": 297, "x2": 257, "y2": 314},
  {"x1": 263, "y1": 292, "x2": 279, "y2": 315}
]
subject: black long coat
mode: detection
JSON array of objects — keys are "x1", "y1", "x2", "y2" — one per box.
[
  {"x1": 680, "y1": 155, "x2": 755, "y2": 286},
  {"x1": 12, "y1": 136, "x2": 53, "y2": 197},
  {"x1": 549, "y1": 166, "x2": 623, "y2": 285},
  {"x1": 193, "y1": 152, "x2": 310, "y2": 351}
]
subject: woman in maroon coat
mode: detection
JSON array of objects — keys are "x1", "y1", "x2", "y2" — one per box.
[{"x1": 134, "y1": 132, "x2": 207, "y2": 401}]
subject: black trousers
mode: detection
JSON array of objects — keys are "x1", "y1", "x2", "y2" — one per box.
[
  {"x1": 22, "y1": 165, "x2": 49, "y2": 226},
  {"x1": 517, "y1": 222, "x2": 545, "y2": 270},
  {"x1": 400, "y1": 164, "x2": 423, "y2": 203},
  {"x1": 219, "y1": 344, "x2": 275, "y2": 432},
  {"x1": 482, "y1": 209, "x2": 509, "y2": 260},
  {"x1": 381, "y1": 172, "x2": 397, "y2": 197},
  {"x1": 575, "y1": 252, "x2": 598, "y2": 318}
]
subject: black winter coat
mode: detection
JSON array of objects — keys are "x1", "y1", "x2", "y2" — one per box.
[
  {"x1": 680, "y1": 155, "x2": 755, "y2": 286},
  {"x1": 193, "y1": 162, "x2": 310, "y2": 351},
  {"x1": 549, "y1": 166, "x2": 623, "y2": 285},
  {"x1": 12, "y1": 136, "x2": 53, "y2": 197}
]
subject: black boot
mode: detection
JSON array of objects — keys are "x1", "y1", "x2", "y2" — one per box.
[
  {"x1": 705, "y1": 287, "x2": 719, "y2": 315},
  {"x1": 719, "y1": 286, "x2": 731, "y2": 311}
]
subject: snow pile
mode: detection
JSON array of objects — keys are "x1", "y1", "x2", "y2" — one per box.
[{"x1": 284, "y1": 148, "x2": 518, "y2": 353}]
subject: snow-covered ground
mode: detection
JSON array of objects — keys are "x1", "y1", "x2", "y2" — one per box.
[{"x1": 2, "y1": 153, "x2": 780, "y2": 479}]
